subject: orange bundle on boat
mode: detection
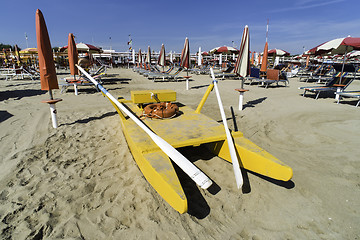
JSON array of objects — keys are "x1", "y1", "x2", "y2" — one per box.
[{"x1": 143, "y1": 102, "x2": 179, "y2": 119}]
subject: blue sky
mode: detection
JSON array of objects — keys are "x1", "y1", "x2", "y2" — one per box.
[{"x1": 1, "y1": 0, "x2": 359, "y2": 55}]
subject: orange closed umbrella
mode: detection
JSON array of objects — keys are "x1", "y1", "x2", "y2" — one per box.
[
  {"x1": 305, "y1": 55, "x2": 310, "y2": 68},
  {"x1": 68, "y1": 33, "x2": 78, "y2": 76},
  {"x1": 260, "y1": 42, "x2": 268, "y2": 73},
  {"x1": 36, "y1": 9, "x2": 62, "y2": 128},
  {"x1": 36, "y1": 9, "x2": 59, "y2": 91}
]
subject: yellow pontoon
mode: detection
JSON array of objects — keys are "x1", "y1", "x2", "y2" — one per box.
[{"x1": 108, "y1": 88, "x2": 292, "y2": 214}]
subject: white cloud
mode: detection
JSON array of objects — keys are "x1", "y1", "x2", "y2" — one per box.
[{"x1": 271, "y1": 0, "x2": 346, "y2": 13}]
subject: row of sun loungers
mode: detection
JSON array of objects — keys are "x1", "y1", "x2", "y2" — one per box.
[
  {"x1": 60, "y1": 65, "x2": 107, "y2": 94},
  {"x1": 0, "y1": 66, "x2": 39, "y2": 80}
]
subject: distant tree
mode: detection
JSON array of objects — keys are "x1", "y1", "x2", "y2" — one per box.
[{"x1": 0, "y1": 43, "x2": 18, "y2": 51}]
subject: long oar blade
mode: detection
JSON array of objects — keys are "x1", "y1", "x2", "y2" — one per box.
[
  {"x1": 210, "y1": 68, "x2": 243, "y2": 189},
  {"x1": 76, "y1": 65, "x2": 212, "y2": 189}
]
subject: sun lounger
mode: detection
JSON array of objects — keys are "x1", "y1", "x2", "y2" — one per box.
[
  {"x1": 297, "y1": 65, "x2": 320, "y2": 81},
  {"x1": 300, "y1": 73, "x2": 354, "y2": 100},
  {"x1": 190, "y1": 64, "x2": 211, "y2": 75},
  {"x1": 147, "y1": 67, "x2": 183, "y2": 81},
  {"x1": 0, "y1": 66, "x2": 39, "y2": 80},
  {"x1": 60, "y1": 73, "x2": 103, "y2": 94},
  {"x1": 213, "y1": 66, "x2": 237, "y2": 79},
  {"x1": 143, "y1": 65, "x2": 173, "y2": 77},
  {"x1": 304, "y1": 65, "x2": 335, "y2": 83},
  {"x1": 336, "y1": 91, "x2": 360, "y2": 107},
  {"x1": 244, "y1": 67, "x2": 260, "y2": 85},
  {"x1": 257, "y1": 69, "x2": 289, "y2": 88}
]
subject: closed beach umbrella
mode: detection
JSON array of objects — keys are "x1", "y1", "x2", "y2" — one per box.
[
  {"x1": 260, "y1": 42, "x2": 268, "y2": 72},
  {"x1": 138, "y1": 49, "x2": 142, "y2": 67},
  {"x1": 180, "y1": 37, "x2": 190, "y2": 69},
  {"x1": 180, "y1": 37, "x2": 191, "y2": 90},
  {"x1": 36, "y1": 9, "x2": 58, "y2": 91},
  {"x1": 158, "y1": 44, "x2": 165, "y2": 66},
  {"x1": 251, "y1": 51, "x2": 255, "y2": 65},
  {"x1": 234, "y1": 25, "x2": 250, "y2": 111},
  {"x1": 3, "y1": 49, "x2": 8, "y2": 64},
  {"x1": 198, "y1": 47, "x2": 202, "y2": 66},
  {"x1": 234, "y1": 25, "x2": 250, "y2": 78},
  {"x1": 68, "y1": 33, "x2": 78, "y2": 76},
  {"x1": 14, "y1": 44, "x2": 21, "y2": 65},
  {"x1": 146, "y1": 46, "x2": 151, "y2": 64},
  {"x1": 305, "y1": 55, "x2": 310, "y2": 67},
  {"x1": 36, "y1": 9, "x2": 61, "y2": 128}
]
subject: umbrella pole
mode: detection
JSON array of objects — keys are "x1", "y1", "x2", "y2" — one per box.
[
  {"x1": 185, "y1": 69, "x2": 190, "y2": 90},
  {"x1": 44, "y1": 90, "x2": 62, "y2": 129},
  {"x1": 336, "y1": 48, "x2": 348, "y2": 101},
  {"x1": 73, "y1": 74, "x2": 78, "y2": 95},
  {"x1": 339, "y1": 48, "x2": 348, "y2": 85}
]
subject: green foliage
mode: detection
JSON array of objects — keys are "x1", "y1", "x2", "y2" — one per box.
[{"x1": 0, "y1": 43, "x2": 16, "y2": 51}]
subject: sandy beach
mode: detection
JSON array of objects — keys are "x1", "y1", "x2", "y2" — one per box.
[{"x1": 0, "y1": 68, "x2": 359, "y2": 239}]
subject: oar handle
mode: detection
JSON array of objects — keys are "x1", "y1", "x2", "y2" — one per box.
[{"x1": 210, "y1": 68, "x2": 243, "y2": 189}]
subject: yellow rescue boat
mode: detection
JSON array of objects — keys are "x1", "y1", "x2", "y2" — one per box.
[{"x1": 106, "y1": 87, "x2": 293, "y2": 214}]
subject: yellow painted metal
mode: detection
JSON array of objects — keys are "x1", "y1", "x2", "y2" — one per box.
[
  {"x1": 103, "y1": 89, "x2": 293, "y2": 213},
  {"x1": 105, "y1": 95, "x2": 187, "y2": 213},
  {"x1": 207, "y1": 131, "x2": 293, "y2": 181},
  {"x1": 195, "y1": 83, "x2": 214, "y2": 114},
  {"x1": 131, "y1": 89, "x2": 176, "y2": 104}
]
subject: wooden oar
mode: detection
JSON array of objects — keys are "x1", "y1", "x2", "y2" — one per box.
[
  {"x1": 210, "y1": 67, "x2": 243, "y2": 189},
  {"x1": 76, "y1": 65, "x2": 212, "y2": 189}
]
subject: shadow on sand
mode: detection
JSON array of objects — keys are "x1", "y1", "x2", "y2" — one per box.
[
  {"x1": 60, "y1": 111, "x2": 118, "y2": 126},
  {"x1": 243, "y1": 97, "x2": 267, "y2": 109},
  {"x1": 0, "y1": 89, "x2": 46, "y2": 101},
  {"x1": 0, "y1": 110, "x2": 14, "y2": 123}
]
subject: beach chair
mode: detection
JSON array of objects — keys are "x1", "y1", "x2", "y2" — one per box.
[
  {"x1": 336, "y1": 91, "x2": 360, "y2": 107},
  {"x1": 147, "y1": 67, "x2": 183, "y2": 81},
  {"x1": 244, "y1": 67, "x2": 260, "y2": 85},
  {"x1": 257, "y1": 69, "x2": 289, "y2": 88},
  {"x1": 306, "y1": 64, "x2": 335, "y2": 83},
  {"x1": 60, "y1": 71, "x2": 104, "y2": 94},
  {"x1": 213, "y1": 66, "x2": 237, "y2": 79},
  {"x1": 300, "y1": 73, "x2": 354, "y2": 100},
  {"x1": 297, "y1": 65, "x2": 320, "y2": 81},
  {"x1": 190, "y1": 64, "x2": 210, "y2": 75},
  {"x1": 143, "y1": 65, "x2": 173, "y2": 77}
]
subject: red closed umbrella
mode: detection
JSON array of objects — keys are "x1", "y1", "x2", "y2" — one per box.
[{"x1": 180, "y1": 37, "x2": 190, "y2": 69}]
